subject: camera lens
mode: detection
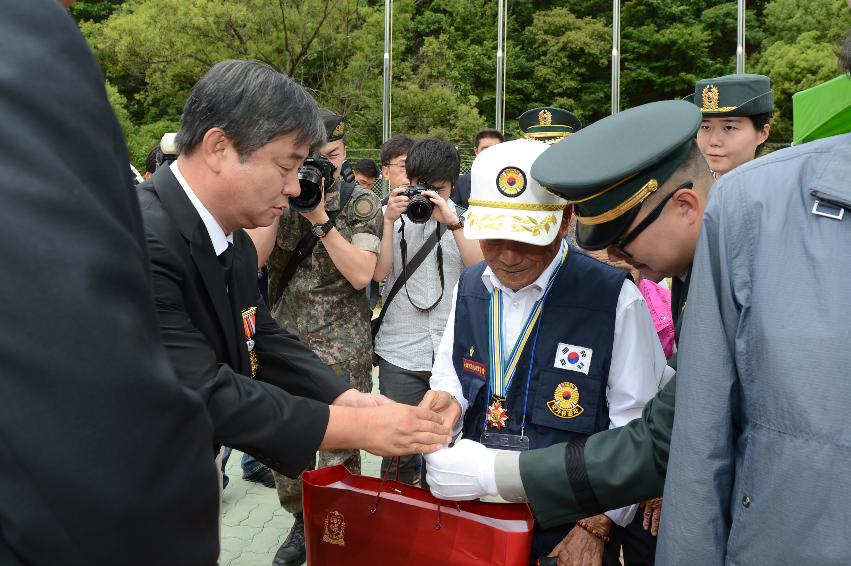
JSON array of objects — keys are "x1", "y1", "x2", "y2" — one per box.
[
  {"x1": 406, "y1": 194, "x2": 433, "y2": 223},
  {"x1": 291, "y1": 165, "x2": 323, "y2": 213}
]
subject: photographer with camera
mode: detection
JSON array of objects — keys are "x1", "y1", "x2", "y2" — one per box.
[
  {"x1": 372, "y1": 138, "x2": 484, "y2": 486},
  {"x1": 248, "y1": 108, "x2": 383, "y2": 566}
]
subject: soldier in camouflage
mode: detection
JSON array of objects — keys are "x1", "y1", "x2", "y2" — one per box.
[{"x1": 249, "y1": 109, "x2": 382, "y2": 566}]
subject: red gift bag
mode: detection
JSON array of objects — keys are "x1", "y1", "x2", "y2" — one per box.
[{"x1": 302, "y1": 465, "x2": 534, "y2": 565}]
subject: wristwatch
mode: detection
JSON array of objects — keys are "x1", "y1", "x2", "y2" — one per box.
[
  {"x1": 447, "y1": 215, "x2": 465, "y2": 231},
  {"x1": 311, "y1": 220, "x2": 334, "y2": 238}
]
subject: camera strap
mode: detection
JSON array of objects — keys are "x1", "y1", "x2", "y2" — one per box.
[
  {"x1": 400, "y1": 217, "x2": 445, "y2": 312},
  {"x1": 270, "y1": 180, "x2": 356, "y2": 308},
  {"x1": 371, "y1": 220, "x2": 445, "y2": 340}
]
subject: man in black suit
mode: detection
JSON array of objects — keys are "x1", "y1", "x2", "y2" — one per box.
[
  {"x1": 0, "y1": 2, "x2": 219, "y2": 564},
  {"x1": 137, "y1": 59, "x2": 451, "y2": 478}
]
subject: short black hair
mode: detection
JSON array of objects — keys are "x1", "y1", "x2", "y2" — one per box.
[
  {"x1": 747, "y1": 112, "x2": 772, "y2": 156},
  {"x1": 145, "y1": 144, "x2": 160, "y2": 174},
  {"x1": 473, "y1": 129, "x2": 504, "y2": 149},
  {"x1": 380, "y1": 134, "x2": 416, "y2": 166},
  {"x1": 405, "y1": 139, "x2": 460, "y2": 185},
  {"x1": 175, "y1": 60, "x2": 325, "y2": 160},
  {"x1": 354, "y1": 158, "x2": 380, "y2": 178}
]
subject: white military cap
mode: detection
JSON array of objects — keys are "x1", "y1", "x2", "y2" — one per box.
[{"x1": 464, "y1": 138, "x2": 567, "y2": 246}]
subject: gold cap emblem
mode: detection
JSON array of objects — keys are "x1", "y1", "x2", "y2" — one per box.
[
  {"x1": 700, "y1": 85, "x2": 736, "y2": 112},
  {"x1": 331, "y1": 120, "x2": 346, "y2": 138},
  {"x1": 537, "y1": 109, "x2": 553, "y2": 126}
]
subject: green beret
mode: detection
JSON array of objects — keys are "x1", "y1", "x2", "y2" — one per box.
[
  {"x1": 320, "y1": 108, "x2": 347, "y2": 142},
  {"x1": 519, "y1": 107, "x2": 582, "y2": 144},
  {"x1": 684, "y1": 73, "x2": 773, "y2": 118},
  {"x1": 531, "y1": 100, "x2": 701, "y2": 250}
]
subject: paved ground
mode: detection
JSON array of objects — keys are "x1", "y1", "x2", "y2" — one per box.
[
  {"x1": 219, "y1": 369, "x2": 382, "y2": 566},
  {"x1": 219, "y1": 449, "x2": 382, "y2": 566}
]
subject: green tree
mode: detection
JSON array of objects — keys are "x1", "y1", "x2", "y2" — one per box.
[
  {"x1": 755, "y1": 31, "x2": 843, "y2": 140},
  {"x1": 69, "y1": 0, "x2": 126, "y2": 24},
  {"x1": 753, "y1": 0, "x2": 851, "y2": 140}
]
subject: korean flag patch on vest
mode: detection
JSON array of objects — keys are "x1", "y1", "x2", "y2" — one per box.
[{"x1": 554, "y1": 343, "x2": 593, "y2": 375}]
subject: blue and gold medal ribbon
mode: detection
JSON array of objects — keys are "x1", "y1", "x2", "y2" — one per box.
[{"x1": 486, "y1": 237, "x2": 569, "y2": 402}]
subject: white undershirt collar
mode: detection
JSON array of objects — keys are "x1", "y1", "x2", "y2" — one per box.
[{"x1": 170, "y1": 161, "x2": 233, "y2": 255}]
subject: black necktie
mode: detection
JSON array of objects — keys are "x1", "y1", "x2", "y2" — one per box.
[{"x1": 218, "y1": 243, "x2": 234, "y2": 284}]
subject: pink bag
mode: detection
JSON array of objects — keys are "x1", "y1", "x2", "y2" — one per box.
[{"x1": 639, "y1": 279, "x2": 675, "y2": 358}]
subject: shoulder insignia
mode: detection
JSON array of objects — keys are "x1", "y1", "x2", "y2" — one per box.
[{"x1": 352, "y1": 193, "x2": 378, "y2": 220}]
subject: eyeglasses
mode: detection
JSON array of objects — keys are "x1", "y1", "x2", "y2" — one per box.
[
  {"x1": 386, "y1": 161, "x2": 406, "y2": 170},
  {"x1": 612, "y1": 181, "x2": 693, "y2": 259}
]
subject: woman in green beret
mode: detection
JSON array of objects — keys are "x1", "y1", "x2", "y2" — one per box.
[{"x1": 688, "y1": 74, "x2": 774, "y2": 177}]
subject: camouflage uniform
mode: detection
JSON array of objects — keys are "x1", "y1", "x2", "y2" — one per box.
[{"x1": 267, "y1": 178, "x2": 382, "y2": 514}]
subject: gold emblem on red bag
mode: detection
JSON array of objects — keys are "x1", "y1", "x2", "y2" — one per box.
[
  {"x1": 322, "y1": 510, "x2": 345, "y2": 546},
  {"x1": 546, "y1": 381, "x2": 584, "y2": 419}
]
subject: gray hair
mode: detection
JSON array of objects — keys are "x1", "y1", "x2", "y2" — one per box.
[{"x1": 175, "y1": 60, "x2": 326, "y2": 159}]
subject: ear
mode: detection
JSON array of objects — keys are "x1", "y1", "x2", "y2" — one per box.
[
  {"x1": 757, "y1": 123, "x2": 770, "y2": 146},
  {"x1": 673, "y1": 188, "x2": 702, "y2": 226},
  {"x1": 200, "y1": 128, "x2": 231, "y2": 174},
  {"x1": 557, "y1": 206, "x2": 574, "y2": 238}
]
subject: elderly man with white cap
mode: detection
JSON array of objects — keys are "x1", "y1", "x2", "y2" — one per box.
[{"x1": 423, "y1": 138, "x2": 668, "y2": 565}]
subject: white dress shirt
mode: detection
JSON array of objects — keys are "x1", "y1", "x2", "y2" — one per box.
[
  {"x1": 430, "y1": 249, "x2": 669, "y2": 526},
  {"x1": 170, "y1": 161, "x2": 233, "y2": 254}
]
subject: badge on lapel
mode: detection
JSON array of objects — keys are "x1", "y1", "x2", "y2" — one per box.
[{"x1": 554, "y1": 343, "x2": 592, "y2": 375}]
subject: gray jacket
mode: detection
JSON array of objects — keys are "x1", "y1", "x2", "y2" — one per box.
[{"x1": 658, "y1": 134, "x2": 851, "y2": 565}]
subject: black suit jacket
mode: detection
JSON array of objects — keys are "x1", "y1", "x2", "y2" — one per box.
[
  {"x1": 0, "y1": 3, "x2": 218, "y2": 564},
  {"x1": 137, "y1": 166, "x2": 350, "y2": 476}
]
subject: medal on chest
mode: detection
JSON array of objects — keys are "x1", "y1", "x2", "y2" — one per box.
[
  {"x1": 486, "y1": 395, "x2": 509, "y2": 429},
  {"x1": 242, "y1": 307, "x2": 259, "y2": 378}
]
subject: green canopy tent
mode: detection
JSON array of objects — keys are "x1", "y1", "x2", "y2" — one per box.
[{"x1": 793, "y1": 74, "x2": 851, "y2": 144}]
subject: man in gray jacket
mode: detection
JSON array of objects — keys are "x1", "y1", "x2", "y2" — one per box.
[{"x1": 657, "y1": 57, "x2": 851, "y2": 563}]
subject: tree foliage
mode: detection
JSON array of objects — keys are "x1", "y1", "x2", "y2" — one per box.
[{"x1": 74, "y1": 0, "x2": 848, "y2": 170}]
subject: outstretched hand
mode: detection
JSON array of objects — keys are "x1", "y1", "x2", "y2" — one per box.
[
  {"x1": 418, "y1": 389, "x2": 461, "y2": 430},
  {"x1": 424, "y1": 439, "x2": 498, "y2": 500},
  {"x1": 360, "y1": 403, "x2": 451, "y2": 457}
]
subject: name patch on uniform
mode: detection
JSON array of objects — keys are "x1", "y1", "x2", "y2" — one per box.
[
  {"x1": 462, "y1": 358, "x2": 487, "y2": 379},
  {"x1": 546, "y1": 381, "x2": 584, "y2": 419},
  {"x1": 554, "y1": 343, "x2": 592, "y2": 375}
]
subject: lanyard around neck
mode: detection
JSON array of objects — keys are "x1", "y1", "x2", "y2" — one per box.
[{"x1": 486, "y1": 237, "x2": 569, "y2": 401}]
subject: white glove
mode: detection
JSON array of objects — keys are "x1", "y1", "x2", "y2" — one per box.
[{"x1": 424, "y1": 439, "x2": 499, "y2": 500}]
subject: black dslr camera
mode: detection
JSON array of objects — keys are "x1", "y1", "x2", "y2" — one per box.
[
  {"x1": 401, "y1": 183, "x2": 434, "y2": 223},
  {"x1": 291, "y1": 154, "x2": 336, "y2": 213}
]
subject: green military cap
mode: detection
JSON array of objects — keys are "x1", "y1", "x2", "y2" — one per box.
[
  {"x1": 519, "y1": 107, "x2": 582, "y2": 144},
  {"x1": 320, "y1": 108, "x2": 347, "y2": 141},
  {"x1": 684, "y1": 73, "x2": 773, "y2": 118},
  {"x1": 531, "y1": 100, "x2": 701, "y2": 250}
]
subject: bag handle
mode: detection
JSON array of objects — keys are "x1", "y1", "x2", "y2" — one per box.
[{"x1": 369, "y1": 457, "x2": 445, "y2": 530}]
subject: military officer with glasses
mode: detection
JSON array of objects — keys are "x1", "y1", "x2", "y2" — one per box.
[{"x1": 424, "y1": 101, "x2": 709, "y2": 560}]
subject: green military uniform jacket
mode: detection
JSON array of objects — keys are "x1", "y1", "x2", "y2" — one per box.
[
  {"x1": 268, "y1": 179, "x2": 382, "y2": 367},
  {"x1": 520, "y1": 272, "x2": 690, "y2": 529}
]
